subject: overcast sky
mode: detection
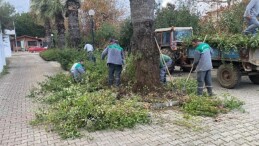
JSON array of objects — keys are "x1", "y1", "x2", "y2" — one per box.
[
  {"x1": 4, "y1": 0, "x2": 30, "y2": 13},
  {"x1": 5, "y1": 0, "x2": 225, "y2": 15}
]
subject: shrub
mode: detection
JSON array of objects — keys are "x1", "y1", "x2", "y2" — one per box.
[
  {"x1": 40, "y1": 49, "x2": 60, "y2": 61},
  {"x1": 31, "y1": 90, "x2": 150, "y2": 139},
  {"x1": 95, "y1": 22, "x2": 119, "y2": 48},
  {"x1": 40, "y1": 49, "x2": 87, "y2": 70}
]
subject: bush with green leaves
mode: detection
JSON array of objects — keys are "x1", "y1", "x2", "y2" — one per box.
[
  {"x1": 155, "y1": 4, "x2": 200, "y2": 33},
  {"x1": 200, "y1": 2, "x2": 246, "y2": 35},
  {"x1": 31, "y1": 90, "x2": 150, "y2": 139},
  {"x1": 118, "y1": 18, "x2": 133, "y2": 52},
  {"x1": 95, "y1": 22, "x2": 119, "y2": 48},
  {"x1": 40, "y1": 49, "x2": 60, "y2": 61},
  {"x1": 182, "y1": 94, "x2": 244, "y2": 117},
  {"x1": 31, "y1": 49, "x2": 152, "y2": 139},
  {"x1": 184, "y1": 33, "x2": 259, "y2": 53},
  {"x1": 170, "y1": 78, "x2": 244, "y2": 117},
  {"x1": 40, "y1": 49, "x2": 87, "y2": 70},
  {"x1": 121, "y1": 54, "x2": 136, "y2": 84}
]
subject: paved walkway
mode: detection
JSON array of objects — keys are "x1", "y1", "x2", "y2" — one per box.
[{"x1": 0, "y1": 52, "x2": 259, "y2": 146}]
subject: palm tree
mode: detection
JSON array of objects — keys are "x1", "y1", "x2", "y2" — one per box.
[
  {"x1": 130, "y1": 0, "x2": 160, "y2": 91},
  {"x1": 30, "y1": 0, "x2": 52, "y2": 48},
  {"x1": 30, "y1": 0, "x2": 66, "y2": 49},
  {"x1": 0, "y1": 0, "x2": 15, "y2": 31},
  {"x1": 64, "y1": 0, "x2": 81, "y2": 48},
  {"x1": 48, "y1": 0, "x2": 66, "y2": 49}
]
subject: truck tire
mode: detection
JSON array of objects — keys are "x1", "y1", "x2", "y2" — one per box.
[
  {"x1": 249, "y1": 75, "x2": 259, "y2": 84},
  {"x1": 217, "y1": 64, "x2": 241, "y2": 89}
]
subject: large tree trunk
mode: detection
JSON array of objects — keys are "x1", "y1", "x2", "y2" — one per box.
[
  {"x1": 66, "y1": 0, "x2": 80, "y2": 48},
  {"x1": 44, "y1": 19, "x2": 52, "y2": 48},
  {"x1": 55, "y1": 13, "x2": 66, "y2": 49},
  {"x1": 130, "y1": 0, "x2": 160, "y2": 92}
]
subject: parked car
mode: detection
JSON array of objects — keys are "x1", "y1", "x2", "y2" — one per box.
[{"x1": 28, "y1": 46, "x2": 47, "y2": 53}]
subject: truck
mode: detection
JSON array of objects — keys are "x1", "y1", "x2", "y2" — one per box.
[{"x1": 155, "y1": 26, "x2": 259, "y2": 89}]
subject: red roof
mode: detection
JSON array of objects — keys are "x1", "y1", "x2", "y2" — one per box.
[{"x1": 15, "y1": 35, "x2": 42, "y2": 41}]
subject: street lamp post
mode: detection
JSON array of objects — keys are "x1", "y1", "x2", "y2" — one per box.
[
  {"x1": 51, "y1": 34, "x2": 54, "y2": 48},
  {"x1": 89, "y1": 9, "x2": 95, "y2": 49}
]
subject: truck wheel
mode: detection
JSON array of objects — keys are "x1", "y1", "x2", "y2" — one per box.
[
  {"x1": 217, "y1": 64, "x2": 241, "y2": 89},
  {"x1": 249, "y1": 75, "x2": 259, "y2": 84}
]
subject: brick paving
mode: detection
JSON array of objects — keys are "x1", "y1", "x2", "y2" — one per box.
[{"x1": 0, "y1": 52, "x2": 259, "y2": 146}]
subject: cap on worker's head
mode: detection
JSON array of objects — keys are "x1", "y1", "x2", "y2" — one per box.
[
  {"x1": 109, "y1": 38, "x2": 116, "y2": 43},
  {"x1": 191, "y1": 38, "x2": 200, "y2": 43},
  {"x1": 79, "y1": 59, "x2": 84, "y2": 63}
]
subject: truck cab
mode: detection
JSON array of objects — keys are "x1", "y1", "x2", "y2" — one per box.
[{"x1": 155, "y1": 26, "x2": 193, "y2": 72}]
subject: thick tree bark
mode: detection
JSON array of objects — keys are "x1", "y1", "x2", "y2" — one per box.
[
  {"x1": 55, "y1": 13, "x2": 65, "y2": 49},
  {"x1": 130, "y1": 0, "x2": 160, "y2": 92},
  {"x1": 66, "y1": 0, "x2": 80, "y2": 48},
  {"x1": 44, "y1": 19, "x2": 51, "y2": 48}
]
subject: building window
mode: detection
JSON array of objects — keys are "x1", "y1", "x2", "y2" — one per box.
[
  {"x1": 17, "y1": 41, "x2": 21, "y2": 47},
  {"x1": 28, "y1": 41, "x2": 37, "y2": 46}
]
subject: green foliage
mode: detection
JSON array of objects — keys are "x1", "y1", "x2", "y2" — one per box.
[
  {"x1": 222, "y1": 93, "x2": 245, "y2": 111},
  {"x1": 173, "y1": 78, "x2": 197, "y2": 95},
  {"x1": 121, "y1": 54, "x2": 136, "y2": 84},
  {"x1": 182, "y1": 94, "x2": 244, "y2": 117},
  {"x1": 40, "y1": 49, "x2": 107, "y2": 91},
  {"x1": 95, "y1": 22, "x2": 118, "y2": 48},
  {"x1": 155, "y1": 4, "x2": 200, "y2": 33},
  {"x1": 15, "y1": 13, "x2": 45, "y2": 37},
  {"x1": 171, "y1": 78, "x2": 244, "y2": 117},
  {"x1": 40, "y1": 49, "x2": 87, "y2": 70},
  {"x1": 118, "y1": 18, "x2": 133, "y2": 51},
  {"x1": 40, "y1": 49, "x2": 59, "y2": 61},
  {"x1": 200, "y1": 2, "x2": 246, "y2": 35},
  {"x1": 32, "y1": 48, "x2": 151, "y2": 139},
  {"x1": 38, "y1": 73, "x2": 72, "y2": 94},
  {"x1": 57, "y1": 49, "x2": 86, "y2": 70},
  {"x1": 0, "y1": 0, "x2": 15, "y2": 31},
  {"x1": 0, "y1": 65, "x2": 9, "y2": 76},
  {"x1": 31, "y1": 89, "x2": 150, "y2": 139},
  {"x1": 218, "y1": 3, "x2": 245, "y2": 34},
  {"x1": 185, "y1": 33, "x2": 259, "y2": 52},
  {"x1": 0, "y1": 59, "x2": 10, "y2": 77},
  {"x1": 183, "y1": 95, "x2": 223, "y2": 117}
]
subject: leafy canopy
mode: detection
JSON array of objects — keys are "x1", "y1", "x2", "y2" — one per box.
[
  {"x1": 0, "y1": 0, "x2": 16, "y2": 31},
  {"x1": 15, "y1": 13, "x2": 45, "y2": 37}
]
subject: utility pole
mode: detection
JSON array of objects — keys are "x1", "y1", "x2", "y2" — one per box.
[{"x1": 13, "y1": 21, "x2": 17, "y2": 48}]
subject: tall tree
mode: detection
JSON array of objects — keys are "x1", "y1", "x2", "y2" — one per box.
[
  {"x1": 80, "y1": 0, "x2": 124, "y2": 36},
  {"x1": 48, "y1": 0, "x2": 66, "y2": 49},
  {"x1": 130, "y1": 0, "x2": 160, "y2": 92},
  {"x1": 155, "y1": 3, "x2": 200, "y2": 32},
  {"x1": 0, "y1": 0, "x2": 15, "y2": 31},
  {"x1": 14, "y1": 13, "x2": 45, "y2": 37},
  {"x1": 30, "y1": 0, "x2": 65, "y2": 49},
  {"x1": 64, "y1": 0, "x2": 81, "y2": 48},
  {"x1": 30, "y1": 0, "x2": 52, "y2": 48}
]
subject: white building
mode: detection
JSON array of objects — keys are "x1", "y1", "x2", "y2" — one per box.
[
  {"x1": 0, "y1": 29, "x2": 5, "y2": 73},
  {"x1": 3, "y1": 29, "x2": 15, "y2": 57},
  {"x1": 0, "y1": 29, "x2": 15, "y2": 73}
]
